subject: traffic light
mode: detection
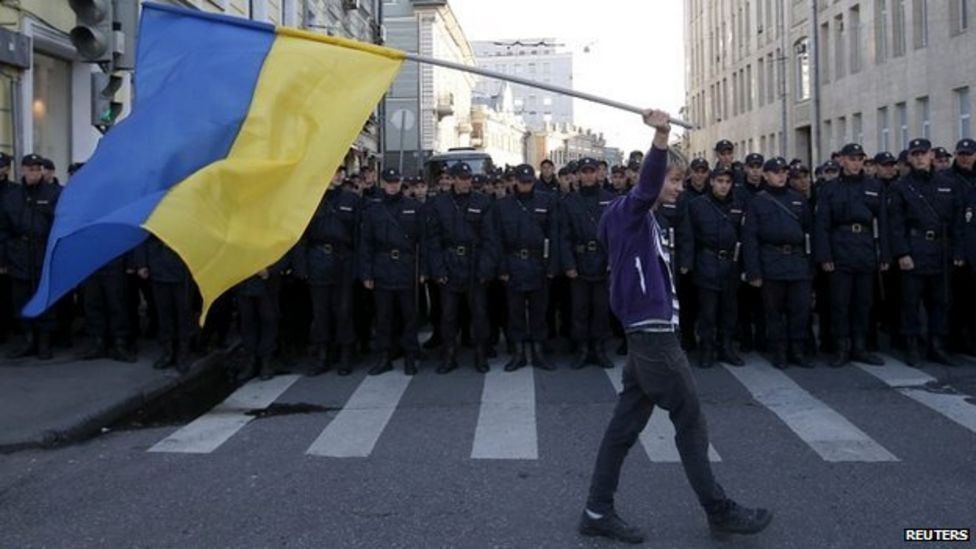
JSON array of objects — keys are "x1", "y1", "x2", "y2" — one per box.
[
  {"x1": 69, "y1": 0, "x2": 115, "y2": 65},
  {"x1": 91, "y1": 72, "x2": 123, "y2": 128}
]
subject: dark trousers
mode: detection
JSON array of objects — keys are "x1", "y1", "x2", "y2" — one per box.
[
  {"x1": 427, "y1": 282, "x2": 442, "y2": 337},
  {"x1": 0, "y1": 273, "x2": 12, "y2": 339},
  {"x1": 586, "y1": 332, "x2": 727, "y2": 515},
  {"x1": 353, "y1": 283, "x2": 375, "y2": 350},
  {"x1": 948, "y1": 266, "x2": 975, "y2": 352},
  {"x1": 238, "y1": 291, "x2": 279, "y2": 358},
  {"x1": 677, "y1": 273, "x2": 698, "y2": 346},
  {"x1": 10, "y1": 278, "x2": 55, "y2": 333},
  {"x1": 507, "y1": 287, "x2": 547, "y2": 343},
  {"x1": 697, "y1": 280, "x2": 738, "y2": 347},
  {"x1": 547, "y1": 275, "x2": 572, "y2": 339},
  {"x1": 901, "y1": 272, "x2": 947, "y2": 338},
  {"x1": 737, "y1": 282, "x2": 765, "y2": 349},
  {"x1": 82, "y1": 274, "x2": 130, "y2": 340},
  {"x1": 441, "y1": 284, "x2": 488, "y2": 345},
  {"x1": 487, "y1": 280, "x2": 508, "y2": 346},
  {"x1": 570, "y1": 278, "x2": 610, "y2": 341},
  {"x1": 127, "y1": 273, "x2": 157, "y2": 339},
  {"x1": 153, "y1": 282, "x2": 191, "y2": 348},
  {"x1": 310, "y1": 283, "x2": 355, "y2": 347},
  {"x1": 828, "y1": 271, "x2": 873, "y2": 340},
  {"x1": 762, "y1": 280, "x2": 812, "y2": 349},
  {"x1": 813, "y1": 271, "x2": 832, "y2": 350},
  {"x1": 277, "y1": 276, "x2": 310, "y2": 357},
  {"x1": 374, "y1": 288, "x2": 419, "y2": 353}
]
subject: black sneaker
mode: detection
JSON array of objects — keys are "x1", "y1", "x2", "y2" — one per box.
[
  {"x1": 578, "y1": 510, "x2": 645, "y2": 545},
  {"x1": 708, "y1": 500, "x2": 772, "y2": 538}
]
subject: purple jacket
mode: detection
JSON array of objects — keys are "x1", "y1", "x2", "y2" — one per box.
[{"x1": 598, "y1": 146, "x2": 675, "y2": 327}]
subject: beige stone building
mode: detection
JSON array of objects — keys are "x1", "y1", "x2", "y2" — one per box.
[{"x1": 684, "y1": 0, "x2": 976, "y2": 165}]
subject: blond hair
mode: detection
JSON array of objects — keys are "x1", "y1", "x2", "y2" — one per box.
[{"x1": 666, "y1": 147, "x2": 688, "y2": 176}]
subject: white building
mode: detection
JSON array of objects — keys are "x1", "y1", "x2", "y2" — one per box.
[
  {"x1": 471, "y1": 38, "x2": 574, "y2": 131},
  {"x1": 470, "y1": 82, "x2": 527, "y2": 167},
  {"x1": 526, "y1": 123, "x2": 607, "y2": 168},
  {"x1": 684, "y1": 0, "x2": 976, "y2": 164}
]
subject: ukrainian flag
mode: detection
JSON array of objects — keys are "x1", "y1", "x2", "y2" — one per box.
[{"x1": 24, "y1": 3, "x2": 403, "y2": 321}]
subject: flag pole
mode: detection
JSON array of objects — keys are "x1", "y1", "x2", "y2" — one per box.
[{"x1": 402, "y1": 52, "x2": 696, "y2": 130}]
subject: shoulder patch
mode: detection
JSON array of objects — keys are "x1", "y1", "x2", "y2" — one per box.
[
  {"x1": 730, "y1": 209, "x2": 742, "y2": 214},
  {"x1": 339, "y1": 206, "x2": 353, "y2": 212},
  {"x1": 937, "y1": 187, "x2": 952, "y2": 193},
  {"x1": 534, "y1": 208, "x2": 548, "y2": 213},
  {"x1": 402, "y1": 210, "x2": 416, "y2": 215},
  {"x1": 791, "y1": 201, "x2": 803, "y2": 206},
  {"x1": 467, "y1": 208, "x2": 482, "y2": 214},
  {"x1": 864, "y1": 191, "x2": 879, "y2": 197}
]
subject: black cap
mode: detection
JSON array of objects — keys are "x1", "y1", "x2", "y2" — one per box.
[
  {"x1": 503, "y1": 166, "x2": 516, "y2": 179},
  {"x1": 898, "y1": 150, "x2": 909, "y2": 163},
  {"x1": 627, "y1": 161, "x2": 641, "y2": 171},
  {"x1": 711, "y1": 165, "x2": 734, "y2": 179},
  {"x1": 745, "y1": 153, "x2": 764, "y2": 166},
  {"x1": 515, "y1": 164, "x2": 536, "y2": 182},
  {"x1": 873, "y1": 152, "x2": 897, "y2": 165},
  {"x1": 908, "y1": 138, "x2": 932, "y2": 153},
  {"x1": 449, "y1": 162, "x2": 473, "y2": 178},
  {"x1": 690, "y1": 158, "x2": 709, "y2": 171},
  {"x1": 790, "y1": 164, "x2": 811, "y2": 176},
  {"x1": 956, "y1": 138, "x2": 976, "y2": 154},
  {"x1": 933, "y1": 146, "x2": 951, "y2": 159},
  {"x1": 840, "y1": 143, "x2": 866, "y2": 157},
  {"x1": 714, "y1": 139, "x2": 734, "y2": 153},
  {"x1": 68, "y1": 161, "x2": 85, "y2": 175},
  {"x1": 610, "y1": 165, "x2": 625, "y2": 175},
  {"x1": 41, "y1": 158, "x2": 55, "y2": 170},
  {"x1": 21, "y1": 153, "x2": 43, "y2": 167},
  {"x1": 558, "y1": 167, "x2": 570, "y2": 177},
  {"x1": 566, "y1": 160, "x2": 579, "y2": 173},
  {"x1": 0, "y1": 152, "x2": 10, "y2": 168},
  {"x1": 540, "y1": 159, "x2": 554, "y2": 167},
  {"x1": 381, "y1": 167, "x2": 401, "y2": 182},
  {"x1": 578, "y1": 157, "x2": 599, "y2": 171},
  {"x1": 823, "y1": 160, "x2": 841, "y2": 172},
  {"x1": 762, "y1": 157, "x2": 788, "y2": 172},
  {"x1": 472, "y1": 174, "x2": 487, "y2": 185}
]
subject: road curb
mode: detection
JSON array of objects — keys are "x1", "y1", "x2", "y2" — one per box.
[{"x1": 0, "y1": 344, "x2": 239, "y2": 454}]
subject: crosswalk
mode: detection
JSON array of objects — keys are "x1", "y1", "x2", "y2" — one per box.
[{"x1": 147, "y1": 353, "x2": 976, "y2": 463}]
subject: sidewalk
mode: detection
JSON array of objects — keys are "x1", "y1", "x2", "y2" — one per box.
[{"x1": 0, "y1": 340, "x2": 233, "y2": 453}]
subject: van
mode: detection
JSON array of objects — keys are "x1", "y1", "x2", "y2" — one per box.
[{"x1": 423, "y1": 148, "x2": 495, "y2": 184}]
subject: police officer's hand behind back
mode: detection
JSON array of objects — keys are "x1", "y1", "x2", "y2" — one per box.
[
  {"x1": 898, "y1": 256, "x2": 915, "y2": 271},
  {"x1": 749, "y1": 277, "x2": 763, "y2": 288},
  {"x1": 821, "y1": 262, "x2": 835, "y2": 272},
  {"x1": 566, "y1": 269, "x2": 578, "y2": 279},
  {"x1": 437, "y1": 277, "x2": 448, "y2": 285},
  {"x1": 499, "y1": 274, "x2": 509, "y2": 283},
  {"x1": 137, "y1": 268, "x2": 149, "y2": 280},
  {"x1": 363, "y1": 279, "x2": 375, "y2": 290}
]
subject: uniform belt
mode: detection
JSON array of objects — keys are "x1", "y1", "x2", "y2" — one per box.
[
  {"x1": 836, "y1": 223, "x2": 866, "y2": 234},
  {"x1": 909, "y1": 228, "x2": 941, "y2": 241},
  {"x1": 702, "y1": 246, "x2": 735, "y2": 259},
  {"x1": 511, "y1": 248, "x2": 543, "y2": 259},
  {"x1": 763, "y1": 243, "x2": 805, "y2": 255},
  {"x1": 575, "y1": 240, "x2": 600, "y2": 253}
]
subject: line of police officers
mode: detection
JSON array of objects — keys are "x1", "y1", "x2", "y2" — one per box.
[{"x1": 3, "y1": 135, "x2": 975, "y2": 379}]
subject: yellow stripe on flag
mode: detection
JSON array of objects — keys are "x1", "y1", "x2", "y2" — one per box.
[{"x1": 143, "y1": 31, "x2": 403, "y2": 322}]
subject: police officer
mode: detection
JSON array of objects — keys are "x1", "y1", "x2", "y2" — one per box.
[
  {"x1": 960, "y1": 141, "x2": 976, "y2": 331},
  {"x1": 426, "y1": 162, "x2": 494, "y2": 373},
  {"x1": 743, "y1": 157, "x2": 815, "y2": 369},
  {"x1": 79, "y1": 253, "x2": 136, "y2": 362},
  {"x1": 871, "y1": 151, "x2": 903, "y2": 350},
  {"x1": 0, "y1": 152, "x2": 13, "y2": 344},
  {"x1": 678, "y1": 165, "x2": 745, "y2": 368},
  {"x1": 296, "y1": 166, "x2": 361, "y2": 376},
  {"x1": 1, "y1": 154, "x2": 61, "y2": 360},
  {"x1": 560, "y1": 157, "x2": 615, "y2": 369},
  {"x1": 135, "y1": 236, "x2": 193, "y2": 371},
  {"x1": 537, "y1": 159, "x2": 559, "y2": 193},
  {"x1": 40, "y1": 158, "x2": 60, "y2": 187},
  {"x1": 887, "y1": 138, "x2": 963, "y2": 366},
  {"x1": 360, "y1": 168, "x2": 424, "y2": 376},
  {"x1": 674, "y1": 158, "x2": 711, "y2": 349},
  {"x1": 489, "y1": 163, "x2": 559, "y2": 371},
  {"x1": 609, "y1": 166, "x2": 628, "y2": 195},
  {"x1": 946, "y1": 138, "x2": 976, "y2": 355},
  {"x1": 813, "y1": 144, "x2": 888, "y2": 367},
  {"x1": 933, "y1": 147, "x2": 953, "y2": 172},
  {"x1": 714, "y1": 140, "x2": 736, "y2": 171},
  {"x1": 236, "y1": 255, "x2": 290, "y2": 381},
  {"x1": 734, "y1": 153, "x2": 767, "y2": 353}
]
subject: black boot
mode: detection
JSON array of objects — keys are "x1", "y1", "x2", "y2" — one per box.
[
  {"x1": 403, "y1": 353, "x2": 419, "y2": 376},
  {"x1": 851, "y1": 336, "x2": 884, "y2": 366},
  {"x1": 7, "y1": 333, "x2": 36, "y2": 359},
  {"x1": 788, "y1": 342, "x2": 814, "y2": 369},
  {"x1": 707, "y1": 499, "x2": 773, "y2": 538},
  {"x1": 110, "y1": 337, "x2": 137, "y2": 363},
  {"x1": 717, "y1": 336, "x2": 744, "y2": 366},
  {"x1": 152, "y1": 344, "x2": 174, "y2": 370},
  {"x1": 530, "y1": 342, "x2": 555, "y2": 371},
  {"x1": 570, "y1": 346, "x2": 590, "y2": 370},
  {"x1": 174, "y1": 342, "x2": 192, "y2": 374},
  {"x1": 503, "y1": 343, "x2": 528, "y2": 372},
  {"x1": 484, "y1": 345, "x2": 497, "y2": 359},
  {"x1": 35, "y1": 333, "x2": 53, "y2": 361},
  {"x1": 928, "y1": 337, "x2": 953, "y2": 366},
  {"x1": 436, "y1": 344, "x2": 458, "y2": 374},
  {"x1": 770, "y1": 344, "x2": 788, "y2": 370},
  {"x1": 578, "y1": 510, "x2": 645, "y2": 544},
  {"x1": 258, "y1": 357, "x2": 276, "y2": 380},
  {"x1": 697, "y1": 343, "x2": 715, "y2": 369},
  {"x1": 237, "y1": 355, "x2": 258, "y2": 382},
  {"x1": 830, "y1": 338, "x2": 851, "y2": 368},
  {"x1": 337, "y1": 345, "x2": 353, "y2": 376},
  {"x1": 81, "y1": 337, "x2": 108, "y2": 361},
  {"x1": 310, "y1": 345, "x2": 331, "y2": 376},
  {"x1": 422, "y1": 332, "x2": 443, "y2": 350},
  {"x1": 904, "y1": 337, "x2": 921, "y2": 366},
  {"x1": 616, "y1": 339, "x2": 628, "y2": 356},
  {"x1": 473, "y1": 345, "x2": 489, "y2": 373},
  {"x1": 593, "y1": 341, "x2": 614, "y2": 369},
  {"x1": 368, "y1": 352, "x2": 394, "y2": 376}
]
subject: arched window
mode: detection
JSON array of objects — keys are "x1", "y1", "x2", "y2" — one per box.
[{"x1": 794, "y1": 38, "x2": 811, "y2": 101}]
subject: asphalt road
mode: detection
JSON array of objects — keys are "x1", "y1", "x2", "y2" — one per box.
[{"x1": 2, "y1": 349, "x2": 975, "y2": 549}]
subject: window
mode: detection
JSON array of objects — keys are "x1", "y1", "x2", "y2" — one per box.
[
  {"x1": 896, "y1": 102, "x2": 908, "y2": 149},
  {"x1": 838, "y1": 116, "x2": 848, "y2": 145},
  {"x1": 767, "y1": 53, "x2": 775, "y2": 104},
  {"x1": 958, "y1": 87, "x2": 972, "y2": 138},
  {"x1": 913, "y1": 0, "x2": 928, "y2": 48},
  {"x1": 834, "y1": 15, "x2": 845, "y2": 79},
  {"x1": 543, "y1": 96, "x2": 552, "y2": 106},
  {"x1": 733, "y1": 73, "x2": 739, "y2": 116},
  {"x1": 876, "y1": 0, "x2": 888, "y2": 63},
  {"x1": 31, "y1": 53, "x2": 71, "y2": 177},
  {"x1": 916, "y1": 96, "x2": 930, "y2": 139},
  {"x1": 951, "y1": 0, "x2": 969, "y2": 34},
  {"x1": 528, "y1": 63, "x2": 536, "y2": 74},
  {"x1": 850, "y1": 6, "x2": 862, "y2": 72},
  {"x1": 853, "y1": 112, "x2": 864, "y2": 143},
  {"x1": 758, "y1": 57, "x2": 766, "y2": 107},
  {"x1": 824, "y1": 120, "x2": 833, "y2": 153},
  {"x1": 820, "y1": 22, "x2": 830, "y2": 83},
  {"x1": 892, "y1": 0, "x2": 906, "y2": 56},
  {"x1": 878, "y1": 106, "x2": 890, "y2": 151},
  {"x1": 794, "y1": 38, "x2": 811, "y2": 101},
  {"x1": 746, "y1": 64, "x2": 753, "y2": 111}
]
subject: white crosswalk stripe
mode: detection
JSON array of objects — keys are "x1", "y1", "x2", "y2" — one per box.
[
  {"x1": 149, "y1": 375, "x2": 301, "y2": 454},
  {"x1": 471, "y1": 366, "x2": 538, "y2": 460},
  {"x1": 859, "y1": 357, "x2": 976, "y2": 434},
  {"x1": 725, "y1": 357, "x2": 899, "y2": 462},
  {"x1": 603, "y1": 364, "x2": 721, "y2": 462},
  {"x1": 306, "y1": 372, "x2": 413, "y2": 458}
]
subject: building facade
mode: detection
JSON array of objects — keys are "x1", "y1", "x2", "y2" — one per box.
[
  {"x1": 525, "y1": 123, "x2": 607, "y2": 168},
  {"x1": 470, "y1": 82, "x2": 527, "y2": 167},
  {"x1": 383, "y1": 0, "x2": 476, "y2": 176},
  {"x1": 471, "y1": 39, "x2": 574, "y2": 131},
  {"x1": 685, "y1": 0, "x2": 976, "y2": 164}
]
